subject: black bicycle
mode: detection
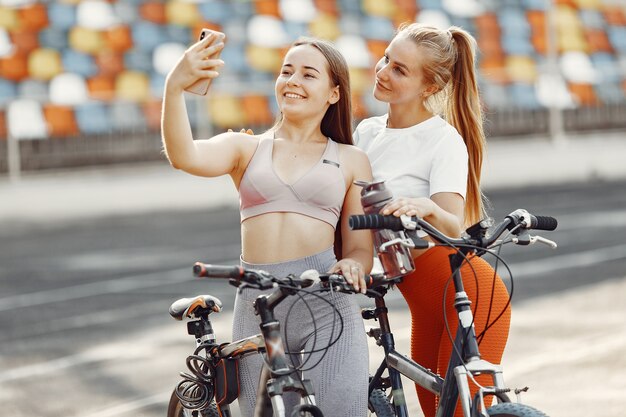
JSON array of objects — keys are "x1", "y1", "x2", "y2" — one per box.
[
  {"x1": 319, "y1": 208, "x2": 558, "y2": 417},
  {"x1": 166, "y1": 263, "x2": 348, "y2": 417}
]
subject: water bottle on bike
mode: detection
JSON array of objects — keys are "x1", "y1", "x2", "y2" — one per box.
[{"x1": 357, "y1": 180, "x2": 415, "y2": 279}]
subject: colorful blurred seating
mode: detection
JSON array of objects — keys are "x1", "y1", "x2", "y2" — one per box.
[{"x1": 0, "y1": 0, "x2": 624, "y2": 141}]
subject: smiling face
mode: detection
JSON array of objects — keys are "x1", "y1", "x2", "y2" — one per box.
[
  {"x1": 275, "y1": 44, "x2": 340, "y2": 121},
  {"x1": 373, "y1": 34, "x2": 434, "y2": 105}
]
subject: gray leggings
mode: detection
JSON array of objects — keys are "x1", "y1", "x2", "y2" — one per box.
[{"x1": 233, "y1": 247, "x2": 368, "y2": 417}]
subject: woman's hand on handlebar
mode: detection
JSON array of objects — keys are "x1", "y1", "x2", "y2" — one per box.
[{"x1": 328, "y1": 258, "x2": 367, "y2": 294}]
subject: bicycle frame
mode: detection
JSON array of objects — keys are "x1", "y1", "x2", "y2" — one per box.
[
  {"x1": 368, "y1": 249, "x2": 509, "y2": 417},
  {"x1": 171, "y1": 281, "x2": 322, "y2": 417}
]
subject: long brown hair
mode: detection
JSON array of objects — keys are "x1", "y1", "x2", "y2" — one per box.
[
  {"x1": 274, "y1": 37, "x2": 354, "y2": 145},
  {"x1": 397, "y1": 23, "x2": 486, "y2": 225}
]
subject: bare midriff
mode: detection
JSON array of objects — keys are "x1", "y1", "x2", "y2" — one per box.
[{"x1": 241, "y1": 212, "x2": 335, "y2": 264}]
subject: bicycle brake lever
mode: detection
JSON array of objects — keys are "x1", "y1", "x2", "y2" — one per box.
[
  {"x1": 512, "y1": 233, "x2": 558, "y2": 249},
  {"x1": 530, "y1": 235, "x2": 558, "y2": 249},
  {"x1": 379, "y1": 237, "x2": 415, "y2": 251}
]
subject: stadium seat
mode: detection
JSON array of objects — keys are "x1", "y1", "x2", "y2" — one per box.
[
  {"x1": 62, "y1": 49, "x2": 97, "y2": 78},
  {"x1": 124, "y1": 49, "x2": 153, "y2": 73},
  {"x1": 241, "y1": 94, "x2": 274, "y2": 126},
  {"x1": 362, "y1": 16, "x2": 396, "y2": 40},
  {"x1": 416, "y1": 9, "x2": 452, "y2": 30},
  {"x1": 506, "y1": 55, "x2": 537, "y2": 83},
  {"x1": 309, "y1": 13, "x2": 341, "y2": 40},
  {"x1": 95, "y1": 51, "x2": 125, "y2": 76},
  {"x1": 132, "y1": 21, "x2": 168, "y2": 52},
  {"x1": 18, "y1": 2, "x2": 48, "y2": 31},
  {"x1": 255, "y1": 0, "x2": 281, "y2": 18},
  {"x1": 28, "y1": 48, "x2": 63, "y2": 81},
  {"x1": 17, "y1": 79, "x2": 48, "y2": 101},
  {"x1": 247, "y1": 15, "x2": 290, "y2": 48},
  {"x1": 112, "y1": 1, "x2": 138, "y2": 25},
  {"x1": 0, "y1": 78, "x2": 17, "y2": 105},
  {"x1": 0, "y1": 5, "x2": 19, "y2": 31},
  {"x1": 74, "y1": 101, "x2": 111, "y2": 135},
  {"x1": 104, "y1": 25, "x2": 134, "y2": 53},
  {"x1": 560, "y1": 51, "x2": 597, "y2": 83},
  {"x1": 209, "y1": 93, "x2": 245, "y2": 128},
  {"x1": 10, "y1": 27, "x2": 39, "y2": 54},
  {"x1": 568, "y1": 82, "x2": 599, "y2": 105},
  {"x1": 110, "y1": 100, "x2": 146, "y2": 132},
  {"x1": 47, "y1": 2, "x2": 76, "y2": 30},
  {"x1": 336, "y1": 35, "x2": 371, "y2": 68},
  {"x1": 579, "y1": 9, "x2": 605, "y2": 29},
  {"x1": 0, "y1": 51, "x2": 28, "y2": 82},
  {"x1": 49, "y1": 73, "x2": 88, "y2": 105},
  {"x1": 314, "y1": 0, "x2": 340, "y2": 17},
  {"x1": 39, "y1": 27, "x2": 68, "y2": 50},
  {"x1": 281, "y1": 0, "x2": 318, "y2": 22},
  {"x1": 0, "y1": 109, "x2": 6, "y2": 140},
  {"x1": 139, "y1": 1, "x2": 167, "y2": 25},
  {"x1": 142, "y1": 98, "x2": 162, "y2": 132},
  {"x1": 69, "y1": 26, "x2": 104, "y2": 54},
  {"x1": 590, "y1": 52, "x2": 621, "y2": 81},
  {"x1": 602, "y1": 5, "x2": 626, "y2": 25},
  {"x1": 115, "y1": 70, "x2": 150, "y2": 102},
  {"x1": 535, "y1": 73, "x2": 575, "y2": 108},
  {"x1": 362, "y1": 0, "x2": 397, "y2": 18},
  {"x1": 76, "y1": 0, "x2": 117, "y2": 30},
  {"x1": 595, "y1": 82, "x2": 625, "y2": 104},
  {"x1": 508, "y1": 82, "x2": 540, "y2": 109},
  {"x1": 152, "y1": 42, "x2": 186, "y2": 76},
  {"x1": 43, "y1": 104, "x2": 79, "y2": 137},
  {"x1": 198, "y1": 0, "x2": 233, "y2": 22},
  {"x1": 165, "y1": 1, "x2": 200, "y2": 26},
  {"x1": 7, "y1": 98, "x2": 48, "y2": 139},
  {"x1": 246, "y1": 44, "x2": 283, "y2": 73},
  {"x1": 86, "y1": 75, "x2": 115, "y2": 101}
]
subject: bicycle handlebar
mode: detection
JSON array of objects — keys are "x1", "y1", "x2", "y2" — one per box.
[
  {"x1": 192, "y1": 262, "x2": 318, "y2": 290},
  {"x1": 349, "y1": 208, "x2": 558, "y2": 250},
  {"x1": 504, "y1": 209, "x2": 558, "y2": 231}
]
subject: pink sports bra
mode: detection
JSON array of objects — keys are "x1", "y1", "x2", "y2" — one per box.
[{"x1": 239, "y1": 136, "x2": 346, "y2": 229}]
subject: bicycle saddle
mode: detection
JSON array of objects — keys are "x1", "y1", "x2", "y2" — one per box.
[{"x1": 169, "y1": 295, "x2": 223, "y2": 320}]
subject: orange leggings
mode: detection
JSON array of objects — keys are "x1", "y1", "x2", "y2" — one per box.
[{"x1": 397, "y1": 247, "x2": 511, "y2": 417}]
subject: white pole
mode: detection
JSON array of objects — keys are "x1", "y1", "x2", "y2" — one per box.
[
  {"x1": 545, "y1": 0, "x2": 566, "y2": 144},
  {"x1": 7, "y1": 131, "x2": 21, "y2": 183}
]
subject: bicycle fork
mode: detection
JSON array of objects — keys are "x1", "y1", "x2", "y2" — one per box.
[
  {"x1": 436, "y1": 251, "x2": 509, "y2": 417},
  {"x1": 366, "y1": 295, "x2": 444, "y2": 417}
]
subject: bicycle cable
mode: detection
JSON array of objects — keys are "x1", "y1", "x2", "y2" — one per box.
[
  {"x1": 175, "y1": 343, "x2": 216, "y2": 410},
  {"x1": 256, "y1": 280, "x2": 346, "y2": 377}
]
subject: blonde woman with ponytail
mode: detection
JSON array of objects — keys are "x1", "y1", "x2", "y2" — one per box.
[{"x1": 354, "y1": 23, "x2": 511, "y2": 417}]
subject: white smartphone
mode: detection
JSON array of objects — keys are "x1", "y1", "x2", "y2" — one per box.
[{"x1": 184, "y1": 29, "x2": 224, "y2": 96}]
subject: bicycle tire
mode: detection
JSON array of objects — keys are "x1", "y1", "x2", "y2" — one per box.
[
  {"x1": 486, "y1": 402, "x2": 549, "y2": 417},
  {"x1": 167, "y1": 389, "x2": 220, "y2": 417},
  {"x1": 368, "y1": 388, "x2": 395, "y2": 417}
]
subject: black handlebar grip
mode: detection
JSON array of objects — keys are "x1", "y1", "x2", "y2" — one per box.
[
  {"x1": 531, "y1": 215, "x2": 558, "y2": 231},
  {"x1": 193, "y1": 262, "x2": 244, "y2": 279},
  {"x1": 349, "y1": 214, "x2": 404, "y2": 231},
  {"x1": 365, "y1": 273, "x2": 388, "y2": 289}
]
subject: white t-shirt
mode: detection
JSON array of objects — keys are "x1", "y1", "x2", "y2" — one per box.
[{"x1": 354, "y1": 114, "x2": 468, "y2": 200}]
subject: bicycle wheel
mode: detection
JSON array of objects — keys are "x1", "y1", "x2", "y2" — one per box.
[
  {"x1": 486, "y1": 402, "x2": 549, "y2": 417},
  {"x1": 167, "y1": 389, "x2": 220, "y2": 417},
  {"x1": 368, "y1": 388, "x2": 395, "y2": 417}
]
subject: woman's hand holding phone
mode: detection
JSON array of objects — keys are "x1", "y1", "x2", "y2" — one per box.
[
  {"x1": 184, "y1": 29, "x2": 226, "y2": 95},
  {"x1": 165, "y1": 29, "x2": 225, "y2": 96}
]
